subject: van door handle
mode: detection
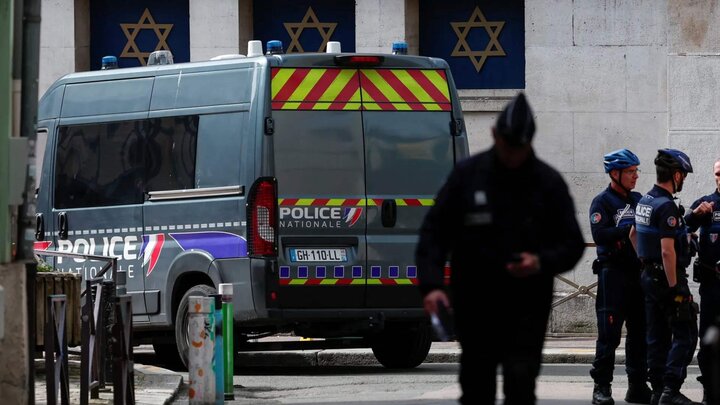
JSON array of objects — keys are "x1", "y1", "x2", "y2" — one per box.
[
  {"x1": 35, "y1": 213, "x2": 44, "y2": 241},
  {"x1": 58, "y1": 212, "x2": 68, "y2": 240},
  {"x1": 381, "y1": 199, "x2": 397, "y2": 228}
]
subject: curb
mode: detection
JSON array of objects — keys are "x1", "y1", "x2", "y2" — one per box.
[
  {"x1": 134, "y1": 364, "x2": 184, "y2": 405},
  {"x1": 234, "y1": 348, "x2": 598, "y2": 367}
]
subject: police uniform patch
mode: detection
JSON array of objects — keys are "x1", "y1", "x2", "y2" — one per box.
[
  {"x1": 590, "y1": 212, "x2": 602, "y2": 224},
  {"x1": 667, "y1": 216, "x2": 677, "y2": 227}
]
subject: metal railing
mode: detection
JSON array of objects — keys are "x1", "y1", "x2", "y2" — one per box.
[
  {"x1": 33, "y1": 249, "x2": 134, "y2": 404},
  {"x1": 112, "y1": 295, "x2": 134, "y2": 405},
  {"x1": 551, "y1": 242, "x2": 598, "y2": 308},
  {"x1": 44, "y1": 294, "x2": 69, "y2": 405}
]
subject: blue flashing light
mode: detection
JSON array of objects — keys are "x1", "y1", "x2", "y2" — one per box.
[
  {"x1": 101, "y1": 55, "x2": 118, "y2": 70},
  {"x1": 266, "y1": 40, "x2": 284, "y2": 55},
  {"x1": 392, "y1": 41, "x2": 408, "y2": 55}
]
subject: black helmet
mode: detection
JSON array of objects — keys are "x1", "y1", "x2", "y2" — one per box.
[
  {"x1": 655, "y1": 148, "x2": 693, "y2": 173},
  {"x1": 495, "y1": 92, "x2": 535, "y2": 147}
]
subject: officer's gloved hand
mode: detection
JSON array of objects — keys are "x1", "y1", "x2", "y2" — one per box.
[
  {"x1": 666, "y1": 285, "x2": 697, "y2": 323},
  {"x1": 666, "y1": 284, "x2": 688, "y2": 300}
]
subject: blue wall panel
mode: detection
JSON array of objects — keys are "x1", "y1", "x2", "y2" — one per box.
[
  {"x1": 420, "y1": 0, "x2": 525, "y2": 89},
  {"x1": 90, "y1": 0, "x2": 190, "y2": 70},
  {"x1": 253, "y1": 0, "x2": 355, "y2": 53}
]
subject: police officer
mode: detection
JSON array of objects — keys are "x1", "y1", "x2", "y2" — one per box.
[
  {"x1": 590, "y1": 149, "x2": 651, "y2": 404},
  {"x1": 416, "y1": 93, "x2": 585, "y2": 404},
  {"x1": 683, "y1": 158, "x2": 720, "y2": 404},
  {"x1": 631, "y1": 149, "x2": 700, "y2": 405}
]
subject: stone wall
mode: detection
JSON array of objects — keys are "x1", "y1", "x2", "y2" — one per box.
[{"x1": 0, "y1": 262, "x2": 28, "y2": 403}]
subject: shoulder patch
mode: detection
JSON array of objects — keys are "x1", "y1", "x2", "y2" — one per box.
[
  {"x1": 667, "y1": 216, "x2": 677, "y2": 227},
  {"x1": 590, "y1": 212, "x2": 602, "y2": 224}
]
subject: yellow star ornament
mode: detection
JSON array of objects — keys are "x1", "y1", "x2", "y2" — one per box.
[
  {"x1": 120, "y1": 8, "x2": 174, "y2": 66},
  {"x1": 284, "y1": 6, "x2": 338, "y2": 53},
  {"x1": 450, "y1": 6, "x2": 506, "y2": 72}
]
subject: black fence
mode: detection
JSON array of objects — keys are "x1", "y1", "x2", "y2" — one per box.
[{"x1": 31, "y1": 249, "x2": 135, "y2": 405}]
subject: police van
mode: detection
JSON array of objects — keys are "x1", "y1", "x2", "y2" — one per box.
[{"x1": 34, "y1": 41, "x2": 469, "y2": 368}]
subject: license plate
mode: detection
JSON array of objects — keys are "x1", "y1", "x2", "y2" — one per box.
[{"x1": 289, "y1": 248, "x2": 347, "y2": 262}]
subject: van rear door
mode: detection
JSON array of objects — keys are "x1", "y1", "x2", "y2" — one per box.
[
  {"x1": 358, "y1": 68, "x2": 455, "y2": 308},
  {"x1": 272, "y1": 67, "x2": 367, "y2": 309}
]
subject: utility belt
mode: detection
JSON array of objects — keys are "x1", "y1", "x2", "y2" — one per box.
[
  {"x1": 693, "y1": 258, "x2": 720, "y2": 283},
  {"x1": 592, "y1": 255, "x2": 641, "y2": 275},
  {"x1": 641, "y1": 261, "x2": 664, "y2": 275},
  {"x1": 640, "y1": 260, "x2": 687, "y2": 279}
]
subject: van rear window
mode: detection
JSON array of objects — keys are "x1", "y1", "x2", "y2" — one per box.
[
  {"x1": 271, "y1": 68, "x2": 451, "y2": 111},
  {"x1": 54, "y1": 116, "x2": 198, "y2": 209}
]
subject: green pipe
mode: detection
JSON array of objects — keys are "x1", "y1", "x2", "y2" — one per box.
[{"x1": 219, "y1": 283, "x2": 234, "y2": 400}]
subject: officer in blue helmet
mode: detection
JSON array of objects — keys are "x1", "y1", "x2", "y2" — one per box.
[
  {"x1": 589, "y1": 149, "x2": 651, "y2": 404},
  {"x1": 630, "y1": 149, "x2": 700, "y2": 405},
  {"x1": 683, "y1": 158, "x2": 720, "y2": 404},
  {"x1": 416, "y1": 93, "x2": 585, "y2": 404}
]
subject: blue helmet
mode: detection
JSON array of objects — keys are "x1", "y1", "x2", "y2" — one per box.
[
  {"x1": 655, "y1": 148, "x2": 693, "y2": 173},
  {"x1": 603, "y1": 149, "x2": 640, "y2": 173}
]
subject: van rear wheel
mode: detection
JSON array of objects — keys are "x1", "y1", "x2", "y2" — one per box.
[
  {"x1": 175, "y1": 284, "x2": 216, "y2": 368},
  {"x1": 371, "y1": 323, "x2": 431, "y2": 369},
  {"x1": 152, "y1": 343, "x2": 183, "y2": 368}
]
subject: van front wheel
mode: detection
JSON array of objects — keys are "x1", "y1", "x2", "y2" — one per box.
[
  {"x1": 371, "y1": 323, "x2": 431, "y2": 369},
  {"x1": 175, "y1": 284, "x2": 216, "y2": 368}
]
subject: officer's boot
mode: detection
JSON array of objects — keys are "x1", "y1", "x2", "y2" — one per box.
[
  {"x1": 658, "y1": 387, "x2": 701, "y2": 405},
  {"x1": 592, "y1": 384, "x2": 614, "y2": 405},
  {"x1": 625, "y1": 380, "x2": 652, "y2": 404},
  {"x1": 650, "y1": 380, "x2": 664, "y2": 405}
]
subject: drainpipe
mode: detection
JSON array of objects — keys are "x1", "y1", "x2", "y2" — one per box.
[{"x1": 16, "y1": 0, "x2": 41, "y2": 260}]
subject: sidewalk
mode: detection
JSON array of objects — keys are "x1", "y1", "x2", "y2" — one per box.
[
  {"x1": 35, "y1": 335, "x2": 688, "y2": 404},
  {"x1": 33, "y1": 356, "x2": 183, "y2": 405}
]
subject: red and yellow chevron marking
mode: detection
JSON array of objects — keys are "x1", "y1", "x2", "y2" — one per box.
[
  {"x1": 359, "y1": 69, "x2": 451, "y2": 111},
  {"x1": 272, "y1": 68, "x2": 362, "y2": 111},
  {"x1": 271, "y1": 68, "x2": 451, "y2": 111},
  {"x1": 278, "y1": 198, "x2": 434, "y2": 206},
  {"x1": 279, "y1": 278, "x2": 418, "y2": 286}
]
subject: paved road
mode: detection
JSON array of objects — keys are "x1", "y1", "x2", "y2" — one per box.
[{"x1": 166, "y1": 362, "x2": 703, "y2": 404}]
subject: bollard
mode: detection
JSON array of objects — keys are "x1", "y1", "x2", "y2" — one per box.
[
  {"x1": 219, "y1": 283, "x2": 234, "y2": 400},
  {"x1": 188, "y1": 297, "x2": 216, "y2": 405},
  {"x1": 210, "y1": 294, "x2": 224, "y2": 404}
]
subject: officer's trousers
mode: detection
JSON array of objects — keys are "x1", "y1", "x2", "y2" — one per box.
[
  {"x1": 698, "y1": 276, "x2": 720, "y2": 389},
  {"x1": 590, "y1": 264, "x2": 648, "y2": 385},
  {"x1": 457, "y1": 302, "x2": 549, "y2": 405},
  {"x1": 640, "y1": 267, "x2": 698, "y2": 391}
]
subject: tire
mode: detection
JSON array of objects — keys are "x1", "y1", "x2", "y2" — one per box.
[
  {"x1": 371, "y1": 323, "x2": 432, "y2": 369},
  {"x1": 152, "y1": 342, "x2": 183, "y2": 368},
  {"x1": 174, "y1": 284, "x2": 216, "y2": 369}
]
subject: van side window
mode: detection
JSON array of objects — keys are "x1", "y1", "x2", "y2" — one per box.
[
  {"x1": 55, "y1": 121, "x2": 145, "y2": 209},
  {"x1": 145, "y1": 116, "x2": 198, "y2": 192}
]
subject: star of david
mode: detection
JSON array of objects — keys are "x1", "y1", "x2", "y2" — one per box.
[
  {"x1": 284, "y1": 6, "x2": 338, "y2": 53},
  {"x1": 120, "y1": 8, "x2": 174, "y2": 66},
  {"x1": 450, "y1": 6, "x2": 506, "y2": 72}
]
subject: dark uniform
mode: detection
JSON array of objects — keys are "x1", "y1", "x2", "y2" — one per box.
[
  {"x1": 684, "y1": 190, "x2": 720, "y2": 398},
  {"x1": 635, "y1": 184, "x2": 698, "y2": 401},
  {"x1": 589, "y1": 186, "x2": 648, "y2": 390},
  {"x1": 416, "y1": 147, "x2": 585, "y2": 404}
]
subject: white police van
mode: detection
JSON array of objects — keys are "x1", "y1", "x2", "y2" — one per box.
[{"x1": 34, "y1": 42, "x2": 469, "y2": 368}]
